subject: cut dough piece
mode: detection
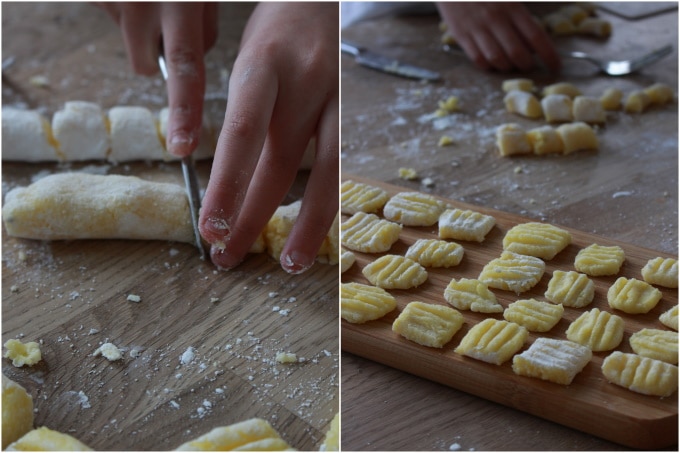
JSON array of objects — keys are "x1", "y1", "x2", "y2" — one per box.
[
  {"x1": 3, "y1": 173, "x2": 194, "y2": 243},
  {"x1": 495, "y1": 123, "x2": 532, "y2": 156},
  {"x1": 541, "y1": 82, "x2": 582, "y2": 99},
  {"x1": 512, "y1": 338, "x2": 592, "y2": 385},
  {"x1": 443, "y1": 278, "x2": 503, "y2": 313},
  {"x1": 340, "y1": 249, "x2": 356, "y2": 273},
  {"x1": 624, "y1": 90, "x2": 651, "y2": 113},
  {"x1": 455, "y1": 318, "x2": 528, "y2": 365},
  {"x1": 566, "y1": 308, "x2": 624, "y2": 351},
  {"x1": 576, "y1": 17, "x2": 611, "y2": 37},
  {"x1": 504, "y1": 90, "x2": 543, "y2": 119},
  {"x1": 320, "y1": 413, "x2": 339, "y2": 451},
  {"x1": 158, "y1": 107, "x2": 215, "y2": 161},
  {"x1": 340, "y1": 180, "x2": 389, "y2": 215},
  {"x1": 6, "y1": 427, "x2": 93, "y2": 451},
  {"x1": 4, "y1": 339, "x2": 41, "y2": 367},
  {"x1": 643, "y1": 82, "x2": 674, "y2": 105},
  {"x1": 641, "y1": 257, "x2": 678, "y2": 288},
  {"x1": 544, "y1": 270, "x2": 594, "y2": 308},
  {"x1": 660, "y1": 305, "x2": 678, "y2": 331},
  {"x1": 340, "y1": 212, "x2": 402, "y2": 253},
  {"x1": 362, "y1": 255, "x2": 428, "y2": 290},
  {"x1": 555, "y1": 122, "x2": 598, "y2": 154},
  {"x1": 601, "y1": 351, "x2": 678, "y2": 397},
  {"x1": 502, "y1": 222, "x2": 571, "y2": 260},
  {"x1": 629, "y1": 328, "x2": 678, "y2": 364},
  {"x1": 572, "y1": 96, "x2": 606, "y2": 124},
  {"x1": 574, "y1": 244, "x2": 625, "y2": 276},
  {"x1": 174, "y1": 418, "x2": 292, "y2": 451},
  {"x1": 52, "y1": 101, "x2": 110, "y2": 161},
  {"x1": 503, "y1": 298, "x2": 564, "y2": 333},
  {"x1": 108, "y1": 106, "x2": 166, "y2": 162},
  {"x1": 541, "y1": 94, "x2": 573, "y2": 123},
  {"x1": 392, "y1": 301, "x2": 464, "y2": 348},
  {"x1": 607, "y1": 277, "x2": 662, "y2": 314},
  {"x1": 479, "y1": 251, "x2": 545, "y2": 294},
  {"x1": 405, "y1": 238, "x2": 464, "y2": 268},
  {"x1": 502, "y1": 78, "x2": 535, "y2": 93},
  {"x1": 2, "y1": 375, "x2": 34, "y2": 449},
  {"x1": 382, "y1": 192, "x2": 446, "y2": 226},
  {"x1": 2, "y1": 108, "x2": 60, "y2": 162},
  {"x1": 600, "y1": 88, "x2": 623, "y2": 111},
  {"x1": 527, "y1": 126, "x2": 564, "y2": 155},
  {"x1": 341, "y1": 282, "x2": 397, "y2": 324},
  {"x1": 438, "y1": 208, "x2": 495, "y2": 242}
]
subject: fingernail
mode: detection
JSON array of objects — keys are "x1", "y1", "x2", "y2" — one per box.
[
  {"x1": 203, "y1": 216, "x2": 230, "y2": 242},
  {"x1": 210, "y1": 244, "x2": 242, "y2": 271},
  {"x1": 281, "y1": 251, "x2": 313, "y2": 275},
  {"x1": 168, "y1": 131, "x2": 196, "y2": 156}
]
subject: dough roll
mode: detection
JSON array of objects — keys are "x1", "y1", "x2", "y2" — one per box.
[{"x1": 3, "y1": 173, "x2": 194, "y2": 243}]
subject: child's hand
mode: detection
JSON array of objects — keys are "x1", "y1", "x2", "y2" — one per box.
[
  {"x1": 437, "y1": 2, "x2": 560, "y2": 73},
  {"x1": 199, "y1": 2, "x2": 339, "y2": 273}
]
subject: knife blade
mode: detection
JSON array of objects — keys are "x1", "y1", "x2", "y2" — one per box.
[
  {"x1": 158, "y1": 48, "x2": 206, "y2": 260},
  {"x1": 341, "y1": 40, "x2": 441, "y2": 81}
]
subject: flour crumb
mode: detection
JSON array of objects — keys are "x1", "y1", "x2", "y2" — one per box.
[
  {"x1": 93, "y1": 342, "x2": 123, "y2": 361},
  {"x1": 449, "y1": 443, "x2": 462, "y2": 451},
  {"x1": 169, "y1": 400, "x2": 180, "y2": 410},
  {"x1": 180, "y1": 347, "x2": 196, "y2": 365},
  {"x1": 10, "y1": 285, "x2": 19, "y2": 293},
  {"x1": 126, "y1": 294, "x2": 141, "y2": 303}
]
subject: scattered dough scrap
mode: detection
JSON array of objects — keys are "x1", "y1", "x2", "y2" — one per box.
[
  {"x1": 502, "y1": 78, "x2": 534, "y2": 93},
  {"x1": 438, "y1": 208, "x2": 495, "y2": 242},
  {"x1": 108, "y1": 106, "x2": 166, "y2": 163},
  {"x1": 398, "y1": 167, "x2": 418, "y2": 180},
  {"x1": 545, "y1": 270, "x2": 594, "y2": 308},
  {"x1": 479, "y1": 251, "x2": 545, "y2": 294},
  {"x1": 504, "y1": 90, "x2": 543, "y2": 119},
  {"x1": 6, "y1": 427, "x2": 93, "y2": 451},
  {"x1": 392, "y1": 301, "x2": 464, "y2": 348},
  {"x1": 382, "y1": 192, "x2": 446, "y2": 226},
  {"x1": 541, "y1": 94, "x2": 573, "y2": 123},
  {"x1": 341, "y1": 282, "x2": 397, "y2": 324},
  {"x1": 541, "y1": 82, "x2": 582, "y2": 99},
  {"x1": 4, "y1": 339, "x2": 42, "y2": 367},
  {"x1": 1, "y1": 108, "x2": 59, "y2": 162},
  {"x1": 600, "y1": 88, "x2": 623, "y2": 111},
  {"x1": 641, "y1": 257, "x2": 678, "y2": 288},
  {"x1": 52, "y1": 101, "x2": 110, "y2": 161},
  {"x1": 607, "y1": 277, "x2": 662, "y2": 314},
  {"x1": 405, "y1": 238, "x2": 464, "y2": 268},
  {"x1": 512, "y1": 338, "x2": 592, "y2": 385},
  {"x1": 503, "y1": 298, "x2": 564, "y2": 333},
  {"x1": 320, "y1": 413, "x2": 339, "y2": 451},
  {"x1": 527, "y1": 126, "x2": 564, "y2": 155},
  {"x1": 601, "y1": 351, "x2": 678, "y2": 397},
  {"x1": 555, "y1": 122, "x2": 598, "y2": 154},
  {"x1": 495, "y1": 123, "x2": 532, "y2": 156},
  {"x1": 2, "y1": 375, "x2": 34, "y2": 449},
  {"x1": 437, "y1": 95, "x2": 460, "y2": 114},
  {"x1": 340, "y1": 249, "x2": 356, "y2": 273},
  {"x1": 174, "y1": 418, "x2": 293, "y2": 451},
  {"x1": 566, "y1": 308, "x2": 624, "y2": 351},
  {"x1": 629, "y1": 328, "x2": 678, "y2": 364},
  {"x1": 574, "y1": 244, "x2": 625, "y2": 276},
  {"x1": 438, "y1": 135, "x2": 454, "y2": 147},
  {"x1": 443, "y1": 278, "x2": 503, "y2": 313},
  {"x1": 659, "y1": 305, "x2": 678, "y2": 331},
  {"x1": 362, "y1": 255, "x2": 428, "y2": 290},
  {"x1": 502, "y1": 222, "x2": 571, "y2": 260},
  {"x1": 572, "y1": 96, "x2": 606, "y2": 124},
  {"x1": 454, "y1": 318, "x2": 528, "y2": 365},
  {"x1": 275, "y1": 352, "x2": 298, "y2": 364},
  {"x1": 341, "y1": 212, "x2": 402, "y2": 253},
  {"x1": 340, "y1": 180, "x2": 389, "y2": 215},
  {"x1": 93, "y1": 343, "x2": 123, "y2": 362}
]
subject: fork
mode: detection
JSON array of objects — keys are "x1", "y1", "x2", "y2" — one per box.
[{"x1": 560, "y1": 44, "x2": 673, "y2": 76}]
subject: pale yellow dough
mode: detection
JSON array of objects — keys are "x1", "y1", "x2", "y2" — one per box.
[
  {"x1": 601, "y1": 351, "x2": 678, "y2": 397},
  {"x1": 4, "y1": 339, "x2": 42, "y2": 367},
  {"x1": 174, "y1": 418, "x2": 293, "y2": 451},
  {"x1": 629, "y1": 328, "x2": 678, "y2": 364},
  {"x1": 362, "y1": 255, "x2": 428, "y2": 290},
  {"x1": 455, "y1": 319, "x2": 528, "y2": 365},
  {"x1": 341, "y1": 282, "x2": 397, "y2": 324},
  {"x1": 392, "y1": 301, "x2": 464, "y2": 348},
  {"x1": 2, "y1": 375, "x2": 34, "y2": 449},
  {"x1": 512, "y1": 338, "x2": 592, "y2": 385},
  {"x1": 566, "y1": 308, "x2": 624, "y2": 351},
  {"x1": 6, "y1": 427, "x2": 93, "y2": 451}
]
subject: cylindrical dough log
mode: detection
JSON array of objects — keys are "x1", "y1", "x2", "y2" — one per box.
[
  {"x1": 2, "y1": 375, "x2": 34, "y2": 449},
  {"x1": 2, "y1": 108, "x2": 60, "y2": 162},
  {"x1": 52, "y1": 101, "x2": 110, "y2": 161},
  {"x1": 2, "y1": 173, "x2": 194, "y2": 243}
]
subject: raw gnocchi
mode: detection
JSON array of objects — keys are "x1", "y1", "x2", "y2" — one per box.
[
  {"x1": 454, "y1": 318, "x2": 528, "y2": 365},
  {"x1": 641, "y1": 257, "x2": 678, "y2": 288},
  {"x1": 341, "y1": 282, "x2": 397, "y2": 324},
  {"x1": 443, "y1": 278, "x2": 503, "y2": 313},
  {"x1": 512, "y1": 338, "x2": 592, "y2": 385},
  {"x1": 544, "y1": 270, "x2": 594, "y2": 308},
  {"x1": 341, "y1": 180, "x2": 389, "y2": 215},
  {"x1": 382, "y1": 192, "x2": 446, "y2": 226},
  {"x1": 340, "y1": 212, "x2": 402, "y2": 253},
  {"x1": 566, "y1": 308, "x2": 624, "y2": 351},
  {"x1": 629, "y1": 328, "x2": 678, "y2": 364},
  {"x1": 502, "y1": 222, "x2": 571, "y2": 260},
  {"x1": 479, "y1": 251, "x2": 545, "y2": 294},
  {"x1": 555, "y1": 122, "x2": 598, "y2": 154},
  {"x1": 607, "y1": 277, "x2": 662, "y2": 314},
  {"x1": 2, "y1": 375, "x2": 34, "y2": 449},
  {"x1": 503, "y1": 90, "x2": 543, "y2": 119},
  {"x1": 495, "y1": 123, "x2": 532, "y2": 156},
  {"x1": 392, "y1": 301, "x2": 464, "y2": 348},
  {"x1": 541, "y1": 94, "x2": 573, "y2": 123},
  {"x1": 405, "y1": 238, "x2": 464, "y2": 268},
  {"x1": 601, "y1": 351, "x2": 678, "y2": 397},
  {"x1": 362, "y1": 255, "x2": 428, "y2": 290},
  {"x1": 574, "y1": 244, "x2": 625, "y2": 276},
  {"x1": 174, "y1": 418, "x2": 293, "y2": 451},
  {"x1": 503, "y1": 298, "x2": 564, "y2": 333},
  {"x1": 438, "y1": 208, "x2": 496, "y2": 242}
]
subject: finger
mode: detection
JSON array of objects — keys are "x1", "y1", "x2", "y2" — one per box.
[
  {"x1": 452, "y1": 32, "x2": 491, "y2": 71},
  {"x1": 513, "y1": 12, "x2": 561, "y2": 73},
  {"x1": 118, "y1": 4, "x2": 161, "y2": 76},
  {"x1": 280, "y1": 96, "x2": 339, "y2": 274},
  {"x1": 202, "y1": 3, "x2": 219, "y2": 52},
  {"x1": 471, "y1": 29, "x2": 513, "y2": 72},
  {"x1": 490, "y1": 21, "x2": 536, "y2": 72},
  {"x1": 161, "y1": 4, "x2": 208, "y2": 157}
]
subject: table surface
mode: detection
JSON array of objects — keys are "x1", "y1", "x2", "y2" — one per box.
[
  {"x1": 340, "y1": 3, "x2": 678, "y2": 451},
  {"x1": 1, "y1": 3, "x2": 337, "y2": 451}
]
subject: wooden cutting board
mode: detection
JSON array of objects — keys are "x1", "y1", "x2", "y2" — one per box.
[{"x1": 341, "y1": 174, "x2": 678, "y2": 450}]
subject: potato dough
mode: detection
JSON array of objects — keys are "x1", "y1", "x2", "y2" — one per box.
[
  {"x1": 504, "y1": 90, "x2": 543, "y2": 119},
  {"x1": 108, "y1": 106, "x2": 166, "y2": 162},
  {"x1": 495, "y1": 123, "x2": 532, "y2": 156},
  {"x1": 174, "y1": 418, "x2": 292, "y2": 451},
  {"x1": 572, "y1": 96, "x2": 606, "y2": 124},
  {"x1": 556, "y1": 122, "x2": 598, "y2": 154},
  {"x1": 541, "y1": 94, "x2": 573, "y2": 123},
  {"x1": 2, "y1": 375, "x2": 34, "y2": 449},
  {"x1": 52, "y1": 101, "x2": 110, "y2": 161},
  {"x1": 2, "y1": 108, "x2": 59, "y2": 162},
  {"x1": 6, "y1": 427, "x2": 93, "y2": 451}
]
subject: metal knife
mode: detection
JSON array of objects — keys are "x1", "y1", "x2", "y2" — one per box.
[
  {"x1": 158, "y1": 49, "x2": 206, "y2": 260},
  {"x1": 341, "y1": 40, "x2": 441, "y2": 81}
]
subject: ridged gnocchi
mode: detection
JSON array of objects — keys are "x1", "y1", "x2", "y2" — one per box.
[
  {"x1": 544, "y1": 270, "x2": 594, "y2": 308},
  {"x1": 341, "y1": 282, "x2": 397, "y2": 324},
  {"x1": 574, "y1": 244, "x2": 625, "y2": 276},
  {"x1": 607, "y1": 277, "x2": 662, "y2": 314},
  {"x1": 405, "y1": 238, "x2": 464, "y2": 268},
  {"x1": 479, "y1": 251, "x2": 545, "y2": 294},
  {"x1": 503, "y1": 298, "x2": 564, "y2": 333},
  {"x1": 174, "y1": 418, "x2": 293, "y2": 451},
  {"x1": 392, "y1": 301, "x2": 464, "y2": 348},
  {"x1": 438, "y1": 208, "x2": 496, "y2": 242},
  {"x1": 502, "y1": 222, "x2": 571, "y2": 260},
  {"x1": 455, "y1": 318, "x2": 528, "y2": 365},
  {"x1": 383, "y1": 192, "x2": 446, "y2": 226},
  {"x1": 641, "y1": 257, "x2": 678, "y2": 288},
  {"x1": 341, "y1": 180, "x2": 389, "y2": 214},
  {"x1": 629, "y1": 328, "x2": 678, "y2": 364},
  {"x1": 443, "y1": 278, "x2": 503, "y2": 313},
  {"x1": 2, "y1": 375, "x2": 34, "y2": 449},
  {"x1": 566, "y1": 308, "x2": 624, "y2": 351},
  {"x1": 512, "y1": 338, "x2": 592, "y2": 385},
  {"x1": 340, "y1": 212, "x2": 402, "y2": 253},
  {"x1": 659, "y1": 305, "x2": 678, "y2": 331},
  {"x1": 362, "y1": 255, "x2": 428, "y2": 290},
  {"x1": 601, "y1": 351, "x2": 678, "y2": 397},
  {"x1": 6, "y1": 427, "x2": 93, "y2": 451}
]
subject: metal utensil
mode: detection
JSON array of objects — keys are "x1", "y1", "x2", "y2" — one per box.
[
  {"x1": 158, "y1": 50, "x2": 206, "y2": 260},
  {"x1": 560, "y1": 44, "x2": 673, "y2": 76},
  {"x1": 342, "y1": 40, "x2": 441, "y2": 81}
]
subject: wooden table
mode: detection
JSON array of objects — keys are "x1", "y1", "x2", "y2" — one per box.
[
  {"x1": 1, "y1": 3, "x2": 337, "y2": 450},
  {"x1": 341, "y1": 3, "x2": 678, "y2": 451}
]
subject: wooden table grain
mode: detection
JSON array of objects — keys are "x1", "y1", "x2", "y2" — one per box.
[
  {"x1": 1, "y1": 3, "x2": 338, "y2": 451},
  {"x1": 340, "y1": 3, "x2": 678, "y2": 451}
]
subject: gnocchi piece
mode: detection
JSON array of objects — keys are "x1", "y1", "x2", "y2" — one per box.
[
  {"x1": 340, "y1": 180, "x2": 389, "y2": 215},
  {"x1": 405, "y1": 238, "x2": 464, "y2": 268},
  {"x1": 2, "y1": 375, "x2": 34, "y2": 449},
  {"x1": 437, "y1": 96, "x2": 460, "y2": 113},
  {"x1": 641, "y1": 257, "x2": 678, "y2": 288},
  {"x1": 1, "y1": 108, "x2": 60, "y2": 162},
  {"x1": 566, "y1": 308, "x2": 624, "y2": 351},
  {"x1": 574, "y1": 244, "x2": 625, "y2": 276},
  {"x1": 660, "y1": 305, "x2": 678, "y2": 331},
  {"x1": 527, "y1": 126, "x2": 564, "y2": 155},
  {"x1": 607, "y1": 277, "x2": 662, "y2": 314},
  {"x1": 107, "y1": 106, "x2": 166, "y2": 163},
  {"x1": 174, "y1": 418, "x2": 293, "y2": 451},
  {"x1": 643, "y1": 82, "x2": 674, "y2": 105},
  {"x1": 601, "y1": 351, "x2": 678, "y2": 397},
  {"x1": 340, "y1": 249, "x2": 356, "y2": 273},
  {"x1": 4, "y1": 339, "x2": 41, "y2": 367},
  {"x1": 503, "y1": 90, "x2": 543, "y2": 119},
  {"x1": 392, "y1": 301, "x2": 465, "y2": 348},
  {"x1": 6, "y1": 427, "x2": 93, "y2": 451},
  {"x1": 341, "y1": 282, "x2": 397, "y2": 324},
  {"x1": 572, "y1": 96, "x2": 606, "y2": 124},
  {"x1": 512, "y1": 338, "x2": 592, "y2": 385},
  {"x1": 454, "y1": 318, "x2": 528, "y2": 365},
  {"x1": 502, "y1": 78, "x2": 535, "y2": 93},
  {"x1": 503, "y1": 298, "x2": 564, "y2": 332},
  {"x1": 555, "y1": 122, "x2": 598, "y2": 154},
  {"x1": 502, "y1": 222, "x2": 571, "y2": 260},
  {"x1": 495, "y1": 123, "x2": 532, "y2": 156},
  {"x1": 541, "y1": 82, "x2": 582, "y2": 99},
  {"x1": 362, "y1": 255, "x2": 428, "y2": 290},
  {"x1": 398, "y1": 167, "x2": 418, "y2": 180},
  {"x1": 629, "y1": 328, "x2": 678, "y2": 364},
  {"x1": 438, "y1": 208, "x2": 496, "y2": 242},
  {"x1": 52, "y1": 101, "x2": 110, "y2": 161},
  {"x1": 540, "y1": 94, "x2": 573, "y2": 123},
  {"x1": 542, "y1": 12, "x2": 576, "y2": 35},
  {"x1": 320, "y1": 413, "x2": 339, "y2": 451},
  {"x1": 340, "y1": 212, "x2": 402, "y2": 253},
  {"x1": 600, "y1": 88, "x2": 623, "y2": 111},
  {"x1": 544, "y1": 270, "x2": 594, "y2": 308},
  {"x1": 624, "y1": 90, "x2": 651, "y2": 113},
  {"x1": 479, "y1": 251, "x2": 545, "y2": 294},
  {"x1": 382, "y1": 192, "x2": 446, "y2": 226},
  {"x1": 556, "y1": 4, "x2": 589, "y2": 24},
  {"x1": 576, "y1": 17, "x2": 612, "y2": 37},
  {"x1": 443, "y1": 278, "x2": 503, "y2": 313}
]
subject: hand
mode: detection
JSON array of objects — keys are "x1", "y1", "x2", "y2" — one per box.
[
  {"x1": 98, "y1": 2, "x2": 218, "y2": 156},
  {"x1": 199, "y1": 3, "x2": 339, "y2": 273},
  {"x1": 437, "y1": 2, "x2": 560, "y2": 73}
]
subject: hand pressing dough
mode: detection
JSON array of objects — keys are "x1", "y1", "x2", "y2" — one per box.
[{"x1": 2, "y1": 108, "x2": 60, "y2": 162}]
